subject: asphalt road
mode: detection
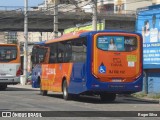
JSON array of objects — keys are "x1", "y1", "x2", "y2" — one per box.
[{"x1": 0, "y1": 85, "x2": 159, "y2": 120}]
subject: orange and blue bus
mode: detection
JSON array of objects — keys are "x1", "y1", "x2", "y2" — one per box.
[
  {"x1": 31, "y1": 30, "x2": 143, "y2": 101},
  {"x1": 0, "y1": 44, "x2": 21, "y2": 90}
]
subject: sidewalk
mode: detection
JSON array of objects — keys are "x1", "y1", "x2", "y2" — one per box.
[
  {"x1": 124, "y1": 95, "x2": 160, "y2": 103},
  {"x1": 120, "y1": 93, "x2": 160, "y2": 103},
  {"x1": 8, "y1": 84, "x2": 39, "y2": 90}
]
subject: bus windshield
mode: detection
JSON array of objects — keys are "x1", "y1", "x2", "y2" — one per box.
[
  {"x1": 0, "y1": 46, "x2": 17, "y2": 62},
  {"x1": 97, "y1": 36, "x2": 137, "y2": 51}
]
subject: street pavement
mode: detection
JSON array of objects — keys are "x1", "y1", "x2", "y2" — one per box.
[
  {"x1": 8, "y1": 84, "x2": 160, "y2": 103},
  {"x1": 0, "y1": 84, "x2": 159, "y2": 120}
]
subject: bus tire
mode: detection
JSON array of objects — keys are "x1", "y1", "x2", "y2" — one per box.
[
  {"x1": 0, "y1": 84, "x2": 7, "y2": 91},
  {"x1": 40, "y1": 90, "x2": 48, "y2": 96},
  {"x1": 40, "y1": 80, "x2": 47, "y2": 96},
  {"x1": 62, "y1": 80, "x2": 71, "y2": 100},
  {"x1": 100, "y1": 93, "x2": 116, "y2": 102}
]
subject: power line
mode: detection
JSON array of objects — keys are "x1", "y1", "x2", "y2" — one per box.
[
  {"x1": 0, "y1": 0, "x2": 156, "y2": 31},
  {"x1": 0, "y1": 0, "x2": 143, "y2": 21}
]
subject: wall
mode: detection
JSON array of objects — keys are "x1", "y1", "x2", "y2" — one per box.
[
  {"x1": 148, "y1": 73, "x2": 160, "y2": 94},
  {"x1": 137, "y1": 5, "x2": 160, "y2": 94},
  {"x1": 126, "y1": 0, "x2": 152, "y2": 12},
  {"x1": 0, "y1": 32, "x2": 6, "y2": 43},
  {"x1": 105, "y1": 20, "x2": 135, "y2": 32}
]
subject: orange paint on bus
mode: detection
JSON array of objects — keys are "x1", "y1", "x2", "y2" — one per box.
[
  {"x1": 41, "y1": 63, "x2": 73, "y2": 92},
  {"x1": 92, "y1": 33, "x2": 142, "y2": 82}
]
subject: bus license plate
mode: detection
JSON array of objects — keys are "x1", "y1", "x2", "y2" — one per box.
[{"x1": 112, "y1": 79, "x2": 122, "y2": 82}]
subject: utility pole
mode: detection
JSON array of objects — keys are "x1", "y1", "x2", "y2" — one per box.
[
  {"x1": 53, "y1": 0, "x2": 58, "y2": 38},
  {"x1": 45, "y1": 0, "x2": 48, "y2": 8},
  {"x1": 100, "y1": 0, "x2": 103, "y2": 30},
  {"x1": 23, "y1": 0, "x2": 28, "y2": 85},
  {"x1": 92, "y1": 0, "x2": 97, "y2": 31},
  {"x1": 100, "y1": 0, "x2": 103, "y2": 12},
  {"x1": 143, "y1": 71, "x2": 148, "y2": 94}
]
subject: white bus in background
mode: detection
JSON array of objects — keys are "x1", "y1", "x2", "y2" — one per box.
[{"x1": 0, "y1": 44, "x2": 21, "y2": 90}]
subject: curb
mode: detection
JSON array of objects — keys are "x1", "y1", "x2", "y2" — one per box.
[
  {"x1": 8, "y1": 84, "x2": 39, "y2": 90},
  {"x1": 124, "y1": 97, "x2": 159, "y2": 104}
]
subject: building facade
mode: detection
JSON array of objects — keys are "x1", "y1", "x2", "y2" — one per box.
[{"x1": 0, "y1": 32, "x2": 6, "y2": 43}]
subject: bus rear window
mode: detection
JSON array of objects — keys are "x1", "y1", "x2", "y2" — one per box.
[
  {"x1": 0, "y1": 46, "x2": 17, "y2": 62},
  {"x1": 97, "y1": 36, "x2": 137, "y2": 51}
]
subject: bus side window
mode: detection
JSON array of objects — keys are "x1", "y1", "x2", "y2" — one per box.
[
  {"x1": 71, "y1": 37, "x2": 87, "y2": 62},
  {"x1": 38, "y1": 48, "x2": 47, "y2": 63},
  {"x1": 64, "y1": 41, "x2": 72, "y2": 62},
  {"x1": 49, "y1": 43, "x2": 57, "y2": 63},
  {"x1": 57, "y1": 42, "x2": 65, "y2": 63},
  {"x1": 50, "y1": 53, "x2": 57, "y2": 63},
  {"x1": 31, "y1": 46, "x2": 38, "y2": 64},
  {"x1": 38, "y1": 49, "x2": 42, "y2": 63}
]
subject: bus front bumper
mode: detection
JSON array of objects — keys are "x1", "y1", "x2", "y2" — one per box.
[{"x1": 0, "y1": 76, "x2": 20, "y2": 85}]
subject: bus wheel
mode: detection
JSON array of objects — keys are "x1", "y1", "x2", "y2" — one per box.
[
  {"x1": 40, "y1": 90, "x2": 48, "y2": 96},
  {"x1": 0, "y1": 84, "x2": 7, "y2": 91},
  {"x1": 40, "y1": 81, "x2": 47, "y2": 96},
  {"x1": 100, "y1": 93, "x2": 116, "y2": 102},
  {"x1": 62, "y1": 80, "x2": 71, "y2": 100}
]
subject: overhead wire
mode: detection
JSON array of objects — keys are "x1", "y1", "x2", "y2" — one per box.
[
  {"x1": 0, "y1": 0, "x2": 157, "y2": 32},
  {"x1": 0, "y1": 0, "x2": 150, "y2": 21},
  {"x1": 0, "y1": 0, "x2": 91, "y2": 25},
  {"x1": 0, "y1": 0, "x2": 93, "y2": 29},
  {"x1": 1, "y1": 0, "x2": 157, "y2": 41}
]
